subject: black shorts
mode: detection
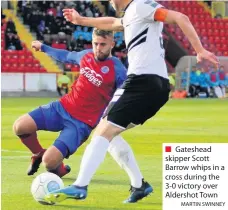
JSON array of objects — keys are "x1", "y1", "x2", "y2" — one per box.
[{"x1": 103, "y1": 74, "x2": 170, "y2": 129}]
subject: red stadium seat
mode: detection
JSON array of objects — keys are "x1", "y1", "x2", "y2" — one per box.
[
  {"x1": 186, "y1": 7, "x2": 192, "y2": 14},
  {"x1": 19, "y1": 56, "x2": 27, "y2": 64},
  {"x1": 194, "y1": 22, "x2": 200, "y2": 28},
  {"x1": 199, "y1": 14, "x2": 205, "y2": 21},
  {"x1": 1, "y1": 57, "x2": 10, "y2": 64},
  {"x1": 23, "y1": 66, "x2": 30, "y2": 72},
  {"x1": 200, "y1": 22, "x2": 206, "y2": 28},
  {"x1": 179, "y1": 8, "x2": 185, "y2": 13},
  {"x1": 214, "y1": 36, "x2": 220, "y2": 44},
  {"x1": 218, "y1": 22, "x2": 224, "y2": 29},
  {"x1": 208, "y1": 28, "x2": 214, "y2": 36},
  {"x1": 17, "y1": 50, "x2": 26, "y2": 56},
  {"x1": 203, "y1": 43, "x2": 209, "y2": 50},
  {"x1": 33, "y1": 60, "x2": 40, "y2": 65},
  {"x1": 8, "y1": 58, "x2": 18, "y2": 65},
  {"x1": 65, "y1": 64, "x2": 72, "y2": 69},
  {"x1": 11, "y1": 64, "x2": 18, "y2": 72},
  {"x1": 225, "y1": 22, "x2": 228, "y2": 30},
  {"x1": 221, "y1": 45, "x2": 228, "y2": 52},
  {"x1": 2, "y1": 66, "x2": 8, "y2": 72},
  {"x1": 206, "y1": 22, "x2": 212, "y2": 29},
  {"x1": 183, "y1": 42, "x2": 190, "y2": 49},
  {"x1": 212, "y1": 21, "x2": 218, "y2": 28},
  {"x1": 167, "y1": 26, "x2": 175, "y2": 33},
  {"x1": 200, "y1": 29, "x2": 207, "y2": 36},
  {"x1": 175, "y1": 35, "x2": 183, "y2": 41},
  {"x1": 39, "y1": 67, "x2": 47, "y2": 72},
  {"x1": 220, "y1": 30, "x2": 225, "y2": 37},
  {"x1": 209, "y1": 44, "x2": 216, "y2": 51},
  {"x1": 17, "y1": 66, "x2": 25, "y2": 72},
  {"x1": 71, "y1": 64, "x2": 80, "y2": 72},
  {"x1": 6, "y1": 66, "x2": 13, "y2": 72},
  {"x1": 208, "y1": 36, "x2": 214, "y2": 43},
  {"x1": 216, "y1": 43, "x2": 221, "y2": 50},
  {"x1": 25, "y1": 51, "x2": 33, "y2": 57},
  {"x1": 213, "y1": 29, "x2": 219, "y2": 36},
  {"x1": 30, "y1": 66, "x2": 40, "y2": 72},
  {"x1": 216, "y1": 51, "x2": 223, "y2": 56},
  {"x1": 191, "y1": 51, "x2": 197, "y2": 56},
  {"x1": 2, "y1": 63, "x2": 10, "y2": 71},
  {"x1": 220, "y1": 37, "x2": 226, "y2": 44},
  {"x1": 4, "y1": 50, "x2": 17, "y2": 57}
]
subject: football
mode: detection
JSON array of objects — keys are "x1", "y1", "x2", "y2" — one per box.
[{"x1": 31, "y1": 172, "x2": 64, "y2": 205}]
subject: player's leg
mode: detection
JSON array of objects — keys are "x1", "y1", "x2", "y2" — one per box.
[
  {"x1": 13, "y1": 102, "x2": 66, "y2": 176},
  {"x1": 47, "y1": 75, "x2": 170, "y2": 203},
  {"x1": 13, "y1": 111, "x2": 46, "y2": 175},
  {"x1": 13, "y1": 113, "x2": 44, "y2": 154},
  {"x1": 45, "y1": 118, "x2": 122, "y2": 203},
  {"x1": 71, "y1": 77, "x2": 169, "y2": 201},
  {"x1": 108, "y1": 135, "x2": 153, "y2": 203},
  {"x1": 40, "y1": 101, "x2": 91, "y2": 178},
  {"x1": 42, "y1": 145, "x2": 71, "y2": 178},
  {"x1": 45, "y1": 119, "x2": 92, "y2": 202},
  {"x1": 108, "y1": 135, "x2": 143, "y2": 188},
  {"x1": 46, "y1": 118, "x2": 152, "y2": 203}
]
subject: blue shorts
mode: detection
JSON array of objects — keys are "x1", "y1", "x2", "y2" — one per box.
[{"x1": 29, "y1": 101, "x2": 92, "y2": 157}]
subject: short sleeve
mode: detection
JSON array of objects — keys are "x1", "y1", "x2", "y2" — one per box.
[{"x1": 136, "y1": 0, "x2": 163, "y2": 22}]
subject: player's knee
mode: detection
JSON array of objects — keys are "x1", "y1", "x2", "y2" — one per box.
[
  {"x1": 13, "y1": 118, "x2": 25, "y2": 135},
  {"x1": 13, "y1": 114, "x2": 36, "y2": 136},
  {"x1": 42, "y1": 155, "x2": 58, "y2": 170},
  {"x1": 95, "y1": 120, "x2": 122, "y2": 140},
  {"x1": 42, "y1": 145, "x2": 64, "y2": 170}
]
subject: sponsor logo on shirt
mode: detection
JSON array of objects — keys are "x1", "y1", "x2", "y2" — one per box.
[{"x1": 80, "y1": 67, "x2": 103, "y2": 87}]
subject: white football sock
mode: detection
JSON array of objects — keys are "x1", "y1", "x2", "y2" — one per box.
[
  {"x1": 108, "y1": 135, "x2": 143, "y2": 188},
  {"x1": 74, "y1": 136, "x2": 109, "y2": 187}
]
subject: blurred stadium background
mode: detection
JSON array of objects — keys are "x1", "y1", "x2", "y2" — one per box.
[{"x1": 1, "y1": 0, "x2": 228, "y2": 98}]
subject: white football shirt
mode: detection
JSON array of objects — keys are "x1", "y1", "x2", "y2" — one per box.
[{"x1": 122, "y1": 0, "x2": 168, "y2": 79}]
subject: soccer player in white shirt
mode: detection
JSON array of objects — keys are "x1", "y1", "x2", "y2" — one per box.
[{"x1": 46, "y1": 0, "x2": 219, "y2": 204}]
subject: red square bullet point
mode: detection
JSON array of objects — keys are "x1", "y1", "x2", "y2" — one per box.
[{"x1": 165, "y1": 146, "x2": 172, "y2": 152}]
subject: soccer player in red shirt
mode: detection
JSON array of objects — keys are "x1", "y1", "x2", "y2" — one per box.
[{"x1": 13, "y1": 29, "x2": 145, "y2": 193}]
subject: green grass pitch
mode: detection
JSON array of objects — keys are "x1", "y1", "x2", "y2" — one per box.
[{"x1": 1, "y1": 98, "x2": 228, "y2": 210}]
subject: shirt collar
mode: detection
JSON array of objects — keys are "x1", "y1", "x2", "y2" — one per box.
[{"x1": 124, "y1": 0, "x2": 134, "y2": 12}]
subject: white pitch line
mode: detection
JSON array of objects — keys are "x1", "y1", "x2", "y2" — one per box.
[{"x1": 1, "y1": 149, "x2": 30, "y2": 154}]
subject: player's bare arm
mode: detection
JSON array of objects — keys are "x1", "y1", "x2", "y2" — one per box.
[
  {"x1": 63, "y1": 9, "x2": 123, "y2": 31},
  {"x1": 154, "y1": 8, "x2": 219, "y2": 68}
]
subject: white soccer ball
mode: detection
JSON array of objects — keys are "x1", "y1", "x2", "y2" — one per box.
[{"x1": 31, "y1": 172, "x2": 64, "y2": 205}]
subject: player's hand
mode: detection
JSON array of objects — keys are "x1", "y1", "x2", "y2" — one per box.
[
  {"x1": 197, "y1": 49, "x2": 219, "y2": 69},
  {"x1": 31, "y1": 41, "x2": 42, "y2": 51},
  {"x1": 62, "y1": 8, "x2": 82, "y2": 24}
]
